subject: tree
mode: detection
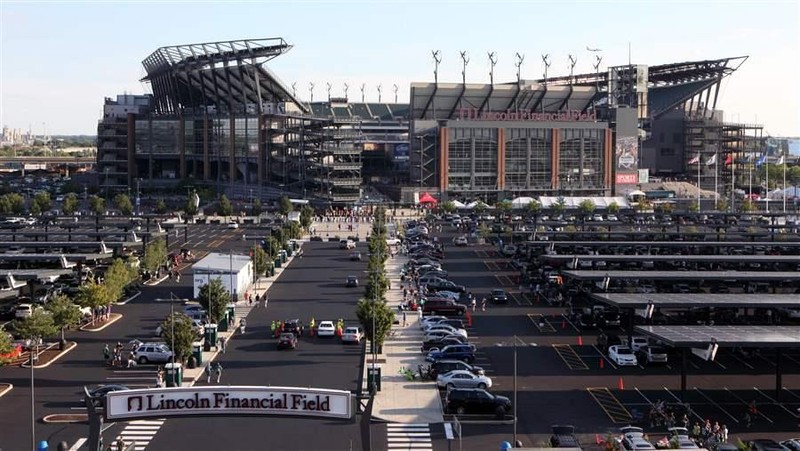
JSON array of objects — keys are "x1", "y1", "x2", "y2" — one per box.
[
  {"x1": 155, "y1": 199, "x2": 167, "y2": 214},
  {"x1": 299, "y1": 205, "x2": 314, "y2": 230},
  {"x1": 578, "y1": 199, "x2": 596, "y2": 216},
  {"x1": 114, "y1": 193, "x2": 134, "y2": 216},
  {"x1": 279, "y1": 196, "x2": 293, "y2": 217},
  {"x1": 218, "y1": 195, "x2": 233, "y2": 217},
  {"x1": 6, "y1": 193, "x2": 25, "y2": 215},
  {"x1": 284, "y1": 221, "x2": 302, "y2": 240},
  {"x1": 552, "y1": 198, "x2": 567, "y2": 214},
  {"x1": 142, "y1": 238, "x2": 167, "y2": 274},
  {"x1": 252, "y1": 198, "x2": 263, "y2": 216},
  {"x1": 688, "y1": 201, "x2": 700, "y2": 213},
  {"x1": 46, "y1": 294, "x2": 82, "y2": 346},
  {"x1": 159, "y1": 312, "x2": 196, "y2": 363},
  {"x1": 607, "y1": 202, "x2": 620, "y2": 215},
  {"x1": 440, "y1": 201, "x2": 457, "y2": 214},
  {"x1": 197, "y1": 278, "x2": 229, "y2": 324},
  {"x1": 264, "y1": 236, "x2": 280, "y2": 258},
  {"x1": 252, "y1": 245, "x2": 269, "y2": 277},
  {"x1": 474, "y1": 202, "x2": 486, "y2": 215},
  {"x1": 33, "y1": 191, "x2": 52, "y2": 214},
  {"x1": 184, "y1": 194, "x2": 199, "y2": 217},
  {"x1": 104, "y1": 258, "x2": 135, "y2": 302},
  {"x1": 0, "y1": 329, "x2": 13, "y2": 356},
  {"x1": 496, "y1": 200, "x2": 512, "y2": 217},
  {"x1": 62, "y1": 193, "x2": 79, "y2": 215},
  {"x1": 14, "y1": 310, "x2": 58, "y2": 343},
  {"x1": 77, "y1": 279, "x2": 113, "y2": 314},
  {"x1": 30, "y1": 202, "x2": 41, "y2": 216},
  {"x1": 89, "y1": 195, "x2": 105, "y2": 215},
  {"x1": 739, "y1": 199, "x2": 757, "y2": 213},
  {"x1": 716, "y1": 198, "x2": 729, "y2": 212},
  {"x1": 526, "y1": 200, "x2": 541, "y2": 217},
  {"x1": 355, "y1": 298, "x2": 395, "y2": 351}
]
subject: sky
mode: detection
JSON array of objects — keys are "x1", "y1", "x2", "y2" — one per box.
[{"x1": 0, "y1": 0, "x2": 798, "y2": 136}]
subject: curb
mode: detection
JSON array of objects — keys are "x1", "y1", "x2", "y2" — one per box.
[
  {"x1": 116, "y1": 291, "x2": 142, "y2": 305},
  {"x1": 144, "y1": 274, "x2": 170, "y2": 286},
  {"x1": 79, "y1": 313, "x2": 122, "y2": 332},
  {"x1": 21, "y1": 341, "x2": 77, "y2": 369},
  {"x1": 0, "y1": 383, "x2": 13, "y2": 399}
]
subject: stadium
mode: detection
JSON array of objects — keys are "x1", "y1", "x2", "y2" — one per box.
[{"x1": 97, "y1": 37, "x2": 762, "y2": 204}]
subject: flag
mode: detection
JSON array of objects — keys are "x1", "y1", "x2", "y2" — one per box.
[
  {"x1": 688, "y1": 155, "x2": 700, "y2": 164},
  {"x1": 705, "y1": 154, "x2": 717, "y2": 166},
  {"x1": 724, "y1": 154, "x2": 733, "y2": 166},
  {"x1": 777, "y1": 155, "x2": 785, "y2": 165},
  {"x1": 756, "y1": 155, "x2": 767, "y2": 167}
]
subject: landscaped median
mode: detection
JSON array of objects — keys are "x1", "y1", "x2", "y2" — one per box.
[
  {"x1": 0, "y1": 383, "x2": 13, "y2": 398},
  {"x1": 79, "y1": 313, "x2": 122, "y2": 332},
  {"x1": 42, "y1": 413, "x2": 88, "y2": 424},
  {"x1": 19, "y1": 341, "x2": 77, "y2": 369}
]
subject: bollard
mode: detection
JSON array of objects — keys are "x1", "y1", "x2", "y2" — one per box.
[
  {"x1": 618, "y1": 377, "x2": 624, "y2": 390},
  {"x1": 600, "y1": 358, "x2": 604, "y2": 369},
  {"x1": 577, "y1": 336, "x2": 583, "y2": 346}
]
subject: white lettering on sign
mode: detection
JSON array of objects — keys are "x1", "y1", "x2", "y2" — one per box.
[{"x1": 106, "y1": 386, "x2": 352, "y2": 420}]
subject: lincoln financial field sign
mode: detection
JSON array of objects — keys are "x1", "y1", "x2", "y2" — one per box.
[
  {"x1": 458, "y1": 108, "x2": 598, "y2": 122},
  {"x1": 106, "y1": 386, "x2": 353, "y2": 420}
]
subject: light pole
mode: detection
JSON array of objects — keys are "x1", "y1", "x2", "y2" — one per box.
[
  {"x1": 418, "y1": 136, "x2": 425, "y2": 188},
  {"x1": 511, "y1": 335, "x2": 533, "y2": 445},
  {"x1": 30, "y1": 336, "x2": 41, "y2": 451}
]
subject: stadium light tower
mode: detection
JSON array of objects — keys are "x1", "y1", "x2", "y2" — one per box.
[
  {"x1": 568, "y1": 54, "x2": 577, "y2": 85},
  {"x1": 376, "y1": 84, "x2": 382, "y2": 102},
  {"x1": 592, "y1": 55, "x2": 603, "y2": 110},
  {"x1": 515, "y1": 53, "x2": 525, "y2": 85},
  {"x1": 291, "y1": 82, "x2": 297, "y2": 98},
  {"x1": 360, "y1": 83, "x2": 366, "y2": 103},
  {"x1": 459, "y1": 51, "x2": 470, "y2": 85},
  {"x1": 393, "y1": 84, "x2": 399, "y2": 103},
  {"x1": 309, "y1": 82, "x2": 315, "y2": 102},
  {"x1": 542, "y1": 54, "x2": 551, "y2": 86},
  {"x1": 326, "y1": 82, "x2": 332, "y2": 102},
  {"x1": 432, "y1": 50, "x2": 442, "y2": 84},
  {"x1": 343, "y1": 83, "x2": 349, "y2": 100},
  {"x1": 488, "y1": 52, "x2": 497, "y2": 85}
]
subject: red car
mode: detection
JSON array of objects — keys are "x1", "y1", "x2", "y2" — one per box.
[{"x1": 277, "y1": 333, "x2": 297, "y2": 350}]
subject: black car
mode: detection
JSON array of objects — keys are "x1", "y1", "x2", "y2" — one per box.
[
  {"x1": 750, "y1": 440, "x2": 790, "y2": 451},
  {"x1": 0, "y1": 302, "x2": 17, "y2": 320},
  {"x1": 277, "y1": 333, "x2": 298, "y2": 350},
  {"x1": 83, "y1": 384, "x2": 130, "y2": 401},
  {"x1": 283, "y1": 319, "x2": 304, "y2": 336},
  {"x1": 550, "y1": 425, "x2": 580, "y2": 448},
  {"x1": 345, "y1": 276, "x2": 359, "y2": 287},
  {"x1": 490, "y1": 289, "x2": 508, "y2": 304},
  {"x1": 421, "y1": 335, "x2": 468, "y2": 352},
  {"x1": 430, "y1": 359, "x2": 484, "y2": 378},
  {"x1": 426, "y1": 280, "x2": 466, "y2": 294},
  {"x1": 444, "y1": 388, "x2": 511, "y2": 417}
]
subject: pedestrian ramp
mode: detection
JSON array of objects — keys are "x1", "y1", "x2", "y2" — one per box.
[
  {"x1": 105, "y1": 369, "x2": 158, "y2": 389},
  {"x1": 552, "y1": 344, "x2": 589, "y2": 370},
  {"x1": 587, "y1": 387, "x2": 633, "y2": 423},
  {"x1": 114, "y1": 419, "x2": 166, "y2": 450},
  {"x1": 528, "y1": 314, "x2": 556, "y2": 333},
  {"x1": 386, "y1": 423, "x2": 432, "y2": 450}
]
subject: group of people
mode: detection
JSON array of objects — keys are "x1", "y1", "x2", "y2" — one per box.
[
  {"x1": 205, "y1": 362, "x2": 224, "y2": 384},
  {"x1": 103, "y1": 342, "x2": 131, "y2": 367},
  {"x1": 691, "y1": 419, "x2": 729, "y2": 447}
]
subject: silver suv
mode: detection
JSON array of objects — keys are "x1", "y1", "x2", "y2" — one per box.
[{"x1": 133, "y1": 343, "x2": 173, "y2": 364}]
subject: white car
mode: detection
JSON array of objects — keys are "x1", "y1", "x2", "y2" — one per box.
[
  {"x1": 341, "y1": 326, "x2": 363, "y2": 344},
  {"x1": 15, "y1": 303, "x2": 35, "y2": 319},
  {"x1": 317, "y1": 321, "x2": 336, "y2": 337},
  {"x1": 454, "y1": 236, "x2": 468, "y2": 246},
  {"x1": 423, "y1": 329, "x2": 463, "y2": 342},
  {"x1": 630, "y1": 336, "x2": 649, "y2": 352},
  {"x1": 420, "y1": 316, "x2": 448, "y2": 329},
  {"x1": 436, "y1": 370, "x2": 492, "y2": 389},
  {"x1": 433, "y1": 291, "x2": 460, "y2": 301},
  {"x1": 426, "y1": 324, "x2": 468, "y2": 339},
  {"x1": 609, "y1": 345, "x2": 638, "y2": 366},
  {"x1": 227, "y1": 221, "x2": 239, "y2": 229}
]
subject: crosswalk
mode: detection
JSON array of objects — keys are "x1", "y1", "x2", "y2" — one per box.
[
  {"x1": 386, "y1": 423, "x2": 432, "y2": 450},
  {"x1": 114, "y1": 419, "x2": 166, "y2": 450}
]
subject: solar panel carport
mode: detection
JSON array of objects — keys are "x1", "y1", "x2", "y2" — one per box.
[
  {"x1": 590, "y1": 293, "x2": 800, "y2": 309},
  {"x1": 561, "y1": 270, "x2": 800, "y2": 281},
  {"x1": 543, "y1": 254, "x2": 800, "y2": 263},
  {"x1": 634, "y1": 325, "x2": 800, "y2": 401}
]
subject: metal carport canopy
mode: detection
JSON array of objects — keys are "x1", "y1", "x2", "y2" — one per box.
[
  {"x1": 524, "y1": 240, "x2": 800, "y2": 247},
  {"x1": 561, "y1": 270, "x2": 800, "y2": 281},
  {"x1": 634, "y1": 325, "x2": 800, "y2": 348},
  {"x1": 591, "y1": 293, "x2": 800, "y2": 309}
]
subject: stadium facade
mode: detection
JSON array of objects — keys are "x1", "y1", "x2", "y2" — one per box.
[{"x1": 97, "y1": 38, "x2": 759, "y2": 203}]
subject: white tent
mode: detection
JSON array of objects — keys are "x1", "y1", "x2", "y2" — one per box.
[
  {"x1": 465, "y1": 200, "x2": 489, "y2": 210},
  {"x1": 511, "y1": 197, "x2": 535, "y2": 209},
  {"x1": 538, "y1": 196, "x2": 630, "y2": 209},
  {"x1": 450, "y1": 200, "x2": 467, "y2": 209},
  {"x1": 767, "y1": 187, "x2": 800, "y2": 200}
]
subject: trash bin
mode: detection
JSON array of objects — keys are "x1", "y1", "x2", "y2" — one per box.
[
  {"x1": 292, "y1": 241, "x2": 299, "y2": 251},
  {"x1": 204, "y1": 324, "x2": 218, "y2": 351},
  {"x1": 218, "y1": 311, "x2": 229, "y2": 332},
  {"x1": 192, "y1": 341, "x2": 203, "y2": 365},
  {"x1": 274, "y1": 258, "x2": 282, "y2": 268},
  {"x1": 280, "y1": 250, "x2": 287, "y2": 263},
  {"x1": 227, "y1": 304, "x2": 235, "y2": 323},
  {"x1": 269, "y1": 266, "x2": 275, "y2": 276},
  {"x1": 286, "y1": 247, "x2": 293, "y2": 257},
  {"x1": 367, "y1": 365, "x2": 381, "y2": 392},
  {"x1": 165, "y1": 362, "x2": 183, "y2": 387}
]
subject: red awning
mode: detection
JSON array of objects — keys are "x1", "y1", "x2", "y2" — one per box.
[{"x1": 418, "y1": 192, "x2": 438, "y2": 204}]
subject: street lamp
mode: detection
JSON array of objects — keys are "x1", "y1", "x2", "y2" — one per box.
[
  {"x1": 511, "y1": 335, "x2": 535, "y2": 445},
  {"x1": 30, "y1": 336, "x2": 42, "y2": 451}
]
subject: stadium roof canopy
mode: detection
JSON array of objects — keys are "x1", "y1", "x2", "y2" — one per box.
[
  {"x1": 410, "y1": 57, "x2": 747, "y2": 121},
  {"x1": 140, "y1": 38, "x2": 308, "y2": 115},
  {"x1": 591, "y1": 293, "x2": 800, "y2": 309},
  {"x1": 635, "y1": 325, "x2": 800, "y2": 348},
  {"x1": 561, "y1": 270, "x2": 800, "y2": 281}
]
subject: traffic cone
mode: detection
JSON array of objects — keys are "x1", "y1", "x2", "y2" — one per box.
[
  {"x1": 618, "y1": 377, "x2": 624, "y2": 390},
  {"x1": 596, "y1": 434, "x2": 602, "y2": 445},
  {"x1": 577, "y1": 336, "x2": 583, "y2": 346},
  {"x1": 561, "y1": 319, "x2": 566, "y2": 329},
  {"x1": 466, "y1": 312, "x2": 473, "y2": 327},
  {"x1": 599, "y1": 358, "x2": 604, "y2": 369}
]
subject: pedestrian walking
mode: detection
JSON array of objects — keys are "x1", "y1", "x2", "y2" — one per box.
[
  {"x1": 481, "y1": 297, "x2": 487, "y2": 312},
  {"x1": 263, "y1": 295, "x2": 268, "y2": 309},
  {"x1": 402, "y1": 310, "x2": 407, "y2": 327},
  {"x1": 721, "y1": 425, "x2": 728, "y2": 443},
  {"x1": 155, "y1": 372, "x2": 163, "y2": 388},
  {"x1": 417, "y1": 306, "x2": 423, "y2": 320},
  {"x1": 205, "y1": 364, "x2": 213, "y2": 383},
  {"x1": 218, "y1": 337, "x2": 226, "y2": 353},
  {"x1": 470, "y1": 297, "x2": 477, "y2": 312},
  {"x1": 270, "y1": 320, "x2": 276, "y2": 335},
  {"x1": 215, "y1": 362, "x2": 223, "y2": 383},
  {"x1": 126, "y1": 351, "x2": 137, "y2": 368},
  {"x1": 240, "y1": 318, "x2": 247, "y2": 334},
  {"x1": 254, "y1": 294, "x2": 260, "y2": 307},
  {"x1": 103, "y1": 344, "x2": 111, "y2": 365}
]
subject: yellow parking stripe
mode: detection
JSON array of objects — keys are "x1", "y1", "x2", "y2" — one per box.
[
  {"x1": 552, "y1": 344, "x2": 589, "y2": 370},
  {"x1": 587, "y1": 387, "x2": 633, "y2": 423}
]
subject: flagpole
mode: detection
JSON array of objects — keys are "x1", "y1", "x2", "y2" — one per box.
[
  {"x1": 783, "y1": 155, "x2": 787, "y2": 213},
  {"x1": 766, "y1": 153, "x2": 770, "y2": 212},
  {"x1": 697, "y1": 154, "x2": 701, "y2": 208},
  {"x1": 714, "y1": 149, "x2": 719, "y2": 210}
]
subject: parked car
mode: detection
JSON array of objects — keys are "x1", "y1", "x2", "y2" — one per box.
[
  {"x1": 636, "y1": 345, "x2": 669, "y2": 365},
  {"x1": 316, "y1": 321, "x2": 336, "y2": 337},
  {"x1": 421, "y1": 335, "x2": 468, "y2": 352},
  {"x1": 133, "y1": 343, "x2": 173, "y2": 364},
  {"x1": 425, "y1": 324, "x2": 468, "y2": 339},
  {"x1": 227, "y1": 221, "x2": 239, "y2": 229},
  {"x1": 345, "y1": 275, "x2": 359, "y2": 287},
  {"x1": 620, "y1": 426, "x2": 656, "y2": 451},
  {"x1": 422, "y1": 299, "x2": 467, "y2": 317},
  {"x1": 749, "y1": 440, "x2": 790, "y2": 451},
  {"x1": 426, "y1": 280, "x2": 466, "y2": 294},
  {"x1": 426, "y1": 344, "x2": 476, "y2": 363},
  {"x1": 341, "y1": 326, "x2": 363, "y2": 344},
  {"x1": 277, "y1": 333, "x2": 298, "y2": 350},
  {"x1": 436, "y1": 370, "x2": 492, "y2": 389},
  {"x1": 550, "y1": 425, "x2": 581, "y2": 448},
  {"x1": 608, "y1": 345, "x2": 638, "y2": 366},
  {"x1": 430, "y1": 359, "x2": 484, "y2": 378},
  {"x1": 490, "y1": 289, "x2": 508, "y2": 304},
  {"x1": 15, "y1": 303, "x2": 35, "y2": 319},
  {"x1": 454, "y1": 236, "x2": 469, "y2": 246},
  {"x1": 419, "y1": 316, "x2": 449, "y2": 329},
  {"x1": 444, "y1": 388, "x2": 511, "y2": 417}
]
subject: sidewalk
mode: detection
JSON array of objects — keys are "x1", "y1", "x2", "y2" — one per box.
[
  {"x1": 365, "y1": 254, "x2": 444, "y2": 423},
  {"x1": 180, "y1": 240, "x2": 305, "y2": 386}
]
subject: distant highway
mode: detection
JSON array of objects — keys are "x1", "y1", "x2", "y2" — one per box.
[{"x1": 0, "y1": 156, "x2": 95, "y2": 165}]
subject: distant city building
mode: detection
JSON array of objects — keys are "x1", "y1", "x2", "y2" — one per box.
[
  {"x1": 0, "y1": 126, "x2": 34, "y2": 147},
  {"x1": 97, "y1": 37, "x2": 758, "y2": 203}
]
